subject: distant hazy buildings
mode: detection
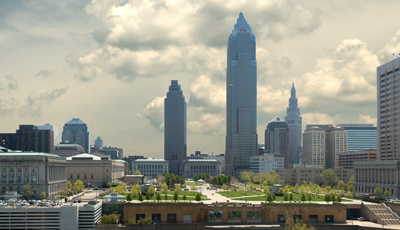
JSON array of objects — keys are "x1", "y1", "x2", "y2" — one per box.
[
  {"x1": 0, "y1": 147, "x2": 66, "y2": 197},
  {"x1": 96, "y1": 146, "x2": 124, "y2": 160},
  {"x1": 164, "y1": 80, "x2": 187, "y2": 175},
  {"x1": 0, "y1": 125, "x2": 54, "y2": 154},
  {"x1": 336, "y1": 124, "x2": 377, "y2": 152},
  {"x1": 61, "y1": 117, "x2": 90, "y2": 153},
  {"x1": 38, "y1": 123, "x2": 59, "y2": 146},
  {"x1": 225, "y1": 12, "x2": 258, "y2": 176},
  {"x1": 54, "y1": 142, "x2": 85, "y2": 158},
  {"x1": 377, "y1": 57, "x2": 400, "y2": 160},
  {"x1": 265, "y1": 117, "x2": 290, "y2": 168},
  {"x1": 131, "y1": 158, "x2": 169, "y2": 178},
  {"x1": 249, "y1": 153, "x2": 284, "y2": 173},
  {"x1": 285, "y1": 83, "x2": 302, "y2": 165},
  {"x1": 303, "y1": 124, "x2": 347, "y2": 169},
  {"x1": 66, "y1": 153, "x2": 125, "y2": 187},
  {"x1": 94, "y1": 136, "x2": 103, "y2": 150}
]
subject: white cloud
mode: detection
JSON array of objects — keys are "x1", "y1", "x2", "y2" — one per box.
[{"x1": 137, "y1": 96, "x2": 164, "y2": 131}]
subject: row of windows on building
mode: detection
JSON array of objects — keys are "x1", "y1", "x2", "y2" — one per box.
[{"x1": 1, "y1": 167, "x2": 37, "y2": 173}]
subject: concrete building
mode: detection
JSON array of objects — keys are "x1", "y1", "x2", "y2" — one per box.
[
  {"x1": 94, "y1": 136, "x2": 103, "y2": 149},
  {"x1": 38, "y1": 123, "x2": 59, "y2": 146},
  {"x1": 54, "y1": 142, "x2": 85, "y2": 158},
  {"x1": 303, "y1": 124, "x2": 347, "y2": 169},
  {"x1": 249, "y1": 153, "x2": 284, "y2": 173},
  {"x1": 354, "y1": 161, "x2": 400, "y2": 197},
  {"x1": 336, "y1": 124, "x2": 377, "y2": 152},
  {"x1": 164, "y1": 80, "x2": 187, "y2": 175},
  {"x1": 96, "y1": 146, "x2": 123, "y2": 159},
  {"x1": 285, "y1": 83, "x2": 303, "y2": 164},
  {"x1": 203, "y1": 154, "x2": 225, "y2": 174},
  {"x1": 62, "y1": 117, "x2": 90, "y2": 153},
  {"x1": 0, "y1": 147, "x2": 66, "y2": 197},
  {"x1": 225, "y1": 12, "x2": 258, "y2": 176},
  {"x1": 0, "y1": 202, "x2": 101, "y2": 230},
  {"x1": 131, "y1": 158, "x2": 169, "y2": 178},
  {"x1": 265, "y1": 117, "x2": 290, "y2": 168},
  {"x1": 276, "y1": 164, "x2": 353, "y2": 185},
  {"x1": 338, "y1": 149, "x2": 377, "y2": 169},
  {"x1": 66, "y1": 153, "x2": 125, "y2": 187},
  {"x1": 377, "y1": 57, "x2": 400, "y2": 160},
  {"x1": 183, "y1": 159, "x2": 221, "y2": 178},
  {"x1": 0, "y1": 125, "x2": 54, "y2": 154}
]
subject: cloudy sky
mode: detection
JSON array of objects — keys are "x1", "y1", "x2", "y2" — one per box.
[{"x1": 1, "y1": 0, "x2": 400, "y2": 158}]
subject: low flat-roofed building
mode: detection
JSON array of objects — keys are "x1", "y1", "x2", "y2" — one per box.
[
  {"x1": 54, "y1": 142, "x2": 85, "y2": 158},
  {"x1": 338, "y1": 149, "x2": 377, "y2": 169},
  {"x1": 276, "y1": 164, "x2": 354, "y2": 185},
  {"x1": 67, "y1": 153, "x2": 125, "y2": 187},
  {"x1": 0, "y1": 148, "x2": 66, "y2": 197},
  {"x1": 183, "y1": 159, "x2": 221, "y2": 178},
  {"x1": 123, "y1": 175, "x2": 144, "y2": 185},
  {"x1": 250, "y1": 153, "x2": 284, "y2": 173},
  {"x1": 131, "y1": 158, "x2": 168, "y2": 178},
  {"x1": 0, "y1": 202, "x2": 101, "y2": 230},
  {"x1": 354, "y1": 160, "x2": 400, "y2": 197}
]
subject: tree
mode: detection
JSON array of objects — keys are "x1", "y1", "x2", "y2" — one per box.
[
  {"x1": 114, "y1": 185, "x2": 125, "y2": 195},
  {"x1": 131, "y1": 184, "x2": 140, "y2": 198},
  {"x1": 284, "y1": 193, "x2": 289, "y2": 201},
  {"x1": 147, "y1": 185, "x2": 155, "y2": 196},
  {"x1": 174, "y1": 192, "x2": 178, "y2": 202},
  {"x1": 145, "y1": 192, "x2": 150, "y2": 200},
  {"x1": 126, "y1": 193, "x2": 133, "y2": 201},
  {"x1": 40, "y1": 191, "x2": 47, "y2": 199},
  {"x1": 183, "y1": 194, "x2": 187, "y2": 201},
  {"x1": 211, "y1": 176, "x2": 218, "y2": 185},
  {"x1": 162, "y1": 183, "x2": 168, "y2": 194},
  {"x1": 157, "y1": 174, "x2": 166, "y2": 184},
  {"x1": 164, "y1": 193, "x2": 168, "y2": 200},
  {"x1": 267, "y1": 193, "x2": 273, "y2": 203},
  {"x1": 175, "y1": 184, "x2": 182, "y2": 192},
  {"x1": 289, "y1": 193, "x2": 293, "y2": 202},
  {"x1": 301, "y1": 193, "x2": 306, "y2": 202},
  {"x1": 284, "y1": 212, "x2": 316, "y2": 230},
  {"x1": 67, "y1": 181, "x2": 73, "y2": 191},
  {"x1": 384, "y1": 190, "x2": 391, "y2": 198},
  {"x1": 374, "y1": 187, "x2": 383, "y2": 197},
  {"x1": 195, "y1": 193, "x2": 201, "y2": 202},
  {"x1": 222, "y1": 184, "x2": 229, "y2": 190},
  {"x1": 179, "y1": 175, "x2": 185, "y2": 185},
  {"x1": 266, "y1": 171, "x2": 283, "y2": 185},
  {"x1": 321, "y1": 169, "x2": 338, "y2": 187},
  {"x1": 156, "y1": 192, "x2": 161, "y2": 201},
  {"x1": 306, "y1": 193, "x2": 312, "y2": 202},
  {"x1": 138, "y1": 193, "x2": 144, "y2": 202},
  {"x1": 23, "y1": 184, "x2": 36, "y2": 199},
  {"x1": 324, "y1": 194, "x2": 331, "y2": 203},
  {"x1": 100, "y1": 214, "x2": 120, "y2": 224},
  {"x1": 74, "y1": 179, "x2": 84, "y2": 192},
  {"x1": 336, "y1": 195, "x2": 342, "y2": 203},
  {"x1": 331, "y1": 193, "x2": 336, "y2": 203},
  {"x1": 133, "y1": 170, "x2": 141, "y2": 175},
  {"x1": 136, "y1": 217, "x2": 152, "y2": 225}
]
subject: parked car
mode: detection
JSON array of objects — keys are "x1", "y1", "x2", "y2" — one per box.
[
  {"x1": 184, "y1": 188, "x2": 189, "y2": 191},
  {"x1": 357, "y1": 217, "x2": 369, "y2": 221}
]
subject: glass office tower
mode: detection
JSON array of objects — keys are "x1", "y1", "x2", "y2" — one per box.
[{"x1": 225, "y1": 12, "x2": 258, "y2": 176}]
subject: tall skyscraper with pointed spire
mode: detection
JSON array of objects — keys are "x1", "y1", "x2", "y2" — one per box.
[
  {"x1": 164, "y1": 80, "x2": 187, "y2": 175},
  {"x1": 285, "y1": 83, "x2": 302, "y2": 164},
  {"x1": 225, "y1": 12, "x2": 258, "y2": 176}
]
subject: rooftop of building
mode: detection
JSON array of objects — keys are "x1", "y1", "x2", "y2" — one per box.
[
  {"x1": 0, "y1": 150, "x2": 62, "y2": 158},
  {"x1": 185, "y1": 159, "x2": 218, "y2": 162},
  {"x1": 134, "y1": 158, "x2": 167, "y2": 162},
  {"x1": 65, "y1": 117, "x2": 86, "y2": 126},
  {"x1": 66, "y1": 153, "x2": 105, "y2": 161}
]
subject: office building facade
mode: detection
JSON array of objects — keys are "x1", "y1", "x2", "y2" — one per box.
[
  {"x1": 265, "y1": 117, "x2": 290, "y2": 168},
  {"x1": 338, "y1": 149, "x2": 377, "y2": 169},
  {"x1": 285, "y1": 83, "x2": 302, "y2": 164},
  {"x1": 225, "y1": 12, "x2": 258, "y2": 176},
  {"x1": 249, "y1": 153, "x2": 284, "y2": 173},
  {"x1": 38, "y1": 123, "x2": 59, "y2": 146},
  {"x1": 377, "y1": 57, "x2": 400, "y2": 160},
  {"x1": 54, "y1": 142, "x2": 85, "y2": 158},
  {"x1": 183, "y1": 159, "x2": 221, "y2": 178},
  {"x1": 131, "y1": 158, "x2": 169, "y2": 178},
  {"x1": 62, "y1": 117, "x2": 90, "y2": 153},
  {"x1": 0, "y1": 125, "x2": 54, "y2": 154},
  {"x1": 336, "y1": 124, "x2": 377, "y2": 152},
  {"x1": 164, "y1": 80, "x2": 187, "y2": 174}
]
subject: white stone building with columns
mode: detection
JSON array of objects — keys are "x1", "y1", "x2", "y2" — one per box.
[{"x1": 354, "y1": 161, "x2": 400, "y2": 197}]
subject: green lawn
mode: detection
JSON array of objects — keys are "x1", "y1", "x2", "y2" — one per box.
[
  {"x1": 169, "y1": 191, "x2": 207, "y2": 197},
  {"x1": 232, "y1": 194, "x2": 349, "y2": 202},
  {"x1": 122, "y1": 192, "x2": 208, "y2": 201},
  {"x1": 184, "y1": 182, "x2": 203, "y2": 186},
  {"x1": 217, "y1": 190, "x2": 265, "y2": 198}
]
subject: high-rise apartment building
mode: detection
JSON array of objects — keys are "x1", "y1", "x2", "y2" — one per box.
[
  {"x1": 265, "y1": 117, "x2": 290, "y2": 168},
  {"x1": 61, "y1": 117, "x2": 90, "y2": 153},
  {"x1": 377, "y1": 57, "x2": 400, "y2": 160},
  {"x1": 336, "y1": 124, "x2": 377, "y2": 152},
  {"x1": 303, "y1": 124, "x2": 347, "y2": 169},
  {"x1": 225, "y1": 12, "x2": 258, "y2": 176},
  {"x1": 164, "y1": 80, "x2": 187, "y2": 175},
  {"x1": 285, "y1": 83, "x2": 302, "y2": 164},
  {"x1": 0, "y1": 125, "x2": 54, "y2": 153}
]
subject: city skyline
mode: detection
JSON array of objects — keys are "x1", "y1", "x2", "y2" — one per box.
[{"x1": 1, "y1": 1, "x2": 400, "y2": 158}]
